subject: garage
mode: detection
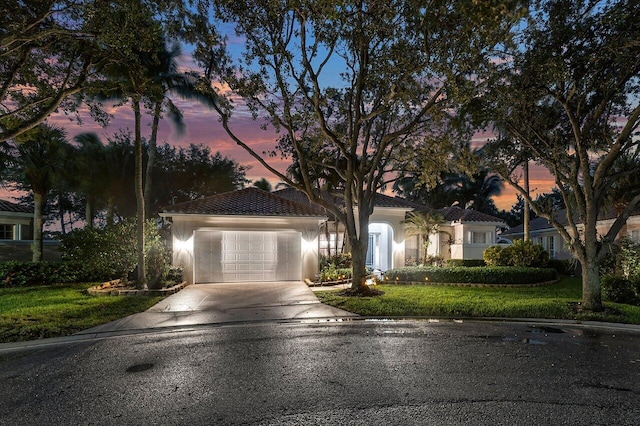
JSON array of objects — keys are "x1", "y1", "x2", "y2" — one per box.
[{"x1": 194, "y1": 230, "x2": 301, "y2": 283}]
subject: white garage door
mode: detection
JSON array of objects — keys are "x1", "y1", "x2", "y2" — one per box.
[{"x1": 194, "y1": 230, "x2": 301, "y2": 283}]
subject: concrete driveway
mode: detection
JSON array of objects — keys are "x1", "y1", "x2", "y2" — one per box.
[{"x1": 78, "y1": 282, "x2": 355, "y2": 336}]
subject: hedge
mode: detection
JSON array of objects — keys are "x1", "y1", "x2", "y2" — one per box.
[
  {"x1": 0, "y1": 261, "x2": 102, "y2": 288},
  {"x1": 446, "y1": 259, "x2": 486, "y2": 267},
  {"x1": 383, "y1": 266, "x2": 557, "y2": 285}
]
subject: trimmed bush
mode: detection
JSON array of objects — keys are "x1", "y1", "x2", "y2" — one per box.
[
  {"x1": 383, "y1": 266, "x2": 557, "y2": 285},
  {"x1": 483, "y1": 245, "x2": 506, "y2": 266},
  {"x1": 601, "y1": 275, "x2": 639, "y2": 305},
  {"x1": 483, "y1": 239, "x2": 549, "y2": 268},
  {"x1": 446, "y1": 259, "x2": 486, "y2": 267}
]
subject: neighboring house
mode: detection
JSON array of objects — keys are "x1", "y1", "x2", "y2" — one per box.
[
  {"x1": 0, "y1": 199, "x2": 63, "y2": 262},
  {"x1": 0, "y1": 198, "x2": 33, "y2": 241},
  {"x1": 501, "y1": 217, "x2": 572, "y2": 260},
  {"x1": 0, "y1": 199, "x2": 35, "y2": 262},
  {"x1": 501, "y1": 209, "x2": 640, "y2": 260},
  {"x1": 160, "y1": 187, "x2": 506, "y2": 284},
  {"x1": 425, "y1": 207, "x2": 509, "y2": 262}
]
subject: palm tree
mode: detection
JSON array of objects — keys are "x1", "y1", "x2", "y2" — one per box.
[
  {"x1": 72, "y1": 133, "x2": 111, "y2": 228},
  {"x1": 8, "y1": 124, "x2": 69, "y2": 261},
  {"x1": 402, "y1": 211, "x2": 444, "y2": 265},
  {"x1": 457, "y1": 170, "x2": 504, "y2": 213}
]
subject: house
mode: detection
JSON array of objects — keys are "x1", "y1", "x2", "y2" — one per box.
[
  {"x1": 0, "y1": 198, "x2": 63, "y2": 262},
  {"x1": 0, "y1": 199, "x2": 34, "y2": 262},
  {"x1": 501, "y1": 209, "x2": 640, "y2": 260},
  {"x1": 0, "y1": 199, "x2": 32, "y2": 241},
  {"x1": 160, "y1": 187, "x2": 506, "y2": 284}
]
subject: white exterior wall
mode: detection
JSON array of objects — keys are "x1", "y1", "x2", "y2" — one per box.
[
  {"x1": 165, "y1": 214, "x2": 323, "y2": 284},
  {"x1": 449, "y1": 223, "x2": 502, "y2": 260},
  {"x1": 366, "y1": 207, "x2": 410, "y2": 271}
]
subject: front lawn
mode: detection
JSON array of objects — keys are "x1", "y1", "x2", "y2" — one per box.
[
  {"x1": 0, "y1": 283, "x2": 164, "y2": 343},
  {"x1": 317, "y1": 277, "x2": 640, "y2": 324}
]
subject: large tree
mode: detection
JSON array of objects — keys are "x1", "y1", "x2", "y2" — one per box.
[
  {"x1": 483, "y1": 0, "x2": 640, "y2": 311},
  {"x1": 196, "y1": 0, "x2": 525, "y2": 292}
]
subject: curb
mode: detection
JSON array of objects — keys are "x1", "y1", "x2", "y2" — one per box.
[{"x1": 2, "y1": 315, "x2": 640, "y2": 354}]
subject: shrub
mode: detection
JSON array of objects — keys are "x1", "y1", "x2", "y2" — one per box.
[
  {"x1": 59, "y1": 219, "x2": 169, "y2": 284},
  {"x1": 144, "y1": 228, "x2": 171, "y2": 289},
  {"x1": 601, "y1": 275, "x2": 639, "y2": 305},
  {"x1": 319, "y1": 253, "x2": 352, "y2": 270},
  {"x1": 319, "y1": 265, "x2": 352, "y2": 282},
  {"x1": 166, "y1": 267, "x2": 184, "y2": 285},
  {"x1": 483, "y1": 240, "x2": 549, "y2": 268},
  {"x1": 483, "y1": 245, "x2": 505, "y2": 266},
  {"x1": 383, "y1": 266, "x2": 557, "y2": 285},
  {"x1": 447, "y1": 259, "x2": 486, "y2": 267},
  {"x1": 618, "y1": 238, "x2": 640, "y2": 280}
]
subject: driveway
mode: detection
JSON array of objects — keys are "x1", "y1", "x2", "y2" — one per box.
[{"x1": 78, "y1": 282, "x2": 355, "y2": 335}]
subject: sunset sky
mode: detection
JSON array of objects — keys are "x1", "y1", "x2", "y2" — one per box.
[{"x1": 1, "y1": 36, "x2": 557, "y2": 212}]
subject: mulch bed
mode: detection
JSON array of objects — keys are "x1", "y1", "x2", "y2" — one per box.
[{"x1": 87, "y1": 279, "x2": 188, "y2": 296}]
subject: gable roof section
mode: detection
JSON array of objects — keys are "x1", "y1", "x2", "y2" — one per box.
[
  {"x1": 162, "y1": 187, "x2": 326, "y2": 217},
  {"x1": 502, "y1": 207, "x2": 640, "y2": 237},
  {"x1": 501, "y1": 216, "x2": 554, "y2": 237},
  {"x1": 0, "y1": 199, "x2": 32, "y2": 214}
]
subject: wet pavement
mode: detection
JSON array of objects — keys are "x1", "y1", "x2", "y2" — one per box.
[{"x1": 77, "y1": 282, "x2": 356, "y2": 336}]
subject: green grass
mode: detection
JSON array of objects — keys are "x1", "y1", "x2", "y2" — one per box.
[
  {"x1": 0, "y1": 283, "x2": 164, "y2": 343},
  {"x1": 317, "y1": 277, "x2": 640, "y2": 324}
]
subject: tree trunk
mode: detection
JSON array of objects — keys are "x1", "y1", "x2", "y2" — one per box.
[
  {"x1": 106, "y1": 196, "x2": 116, "y2": 226},
  {"x1": 523, "y1": 160, "x2": 530, "y2": 241},
  {"x1": 133, "y1": 98, "x2": 147, "y2": 289},
  {"x1": 58, "y1": 192, "x2": 66, "y2": 235},
  {"x1": 32, "y1": 192, "x2": 44, "y2": 262},
  {"x1": 85, "y1": 197, "x2": 93, "y2": 229},
  {"x1": 349, "y1": 211, "x2": 370, "y2": 293},
  {"x1": 350, "y1": 237, "x2": 369, "y2": 292},
  {"x1": 144, "y1": 101, "x2": 161, "y2": 219},
  {"x1": 581, "y1": 260, "x2": 603, "y2": 311}
]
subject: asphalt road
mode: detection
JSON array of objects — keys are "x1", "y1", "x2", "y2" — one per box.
[{"x1": 1, "y1": 320, "x2": 639, "y2": 425}]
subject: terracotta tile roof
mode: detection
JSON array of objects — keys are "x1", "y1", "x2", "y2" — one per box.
[
  {"x1": 0, "y1": 199, "x2": 32, "y2": 214},
  {"x1": 273, "y1": 187, "x2": 419, "y2": 210},
  {"x1": 437, "y1": 206, "x2": 505, "y2": 224},
  {"x1": 162, "y1": 187, "x2": 326, "y2": 217}
]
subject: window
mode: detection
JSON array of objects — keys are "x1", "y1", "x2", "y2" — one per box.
[
  {"x1": 631, "y1": 230, "x2": 640, "y2": 244},
  {"x1": 0, "y1": 224, "x2": 13, "y2": 240},
  {"x1": 546, "y1": 236, "x2": 556, "y2": 259},
  {"x1": 470, "y1": 232, "x2": 487, "y2": 244}
]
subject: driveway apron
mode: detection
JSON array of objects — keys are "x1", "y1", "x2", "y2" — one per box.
[{"x1": 78, "y1": 282, "x2": 355, "y2": 335}]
